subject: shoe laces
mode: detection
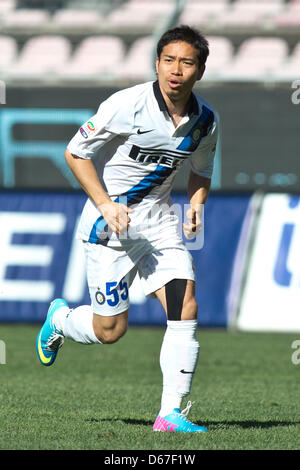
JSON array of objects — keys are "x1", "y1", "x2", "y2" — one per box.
[
  {"x1": 181, "y1": 400, "x2": 194, "y2": 417},
  {"x1": 45, "y1": 332, "x2": 64, "y2": 351}
]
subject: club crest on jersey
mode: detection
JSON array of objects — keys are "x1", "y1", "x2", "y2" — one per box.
[
  {"x1": 192, "y1": 121, "x2": 213, "y2": 143},
  {"x1": 95, "y1": 290, "x2": 105, "y2": 305},
  {"x1": 177, "y1": 105, "x2": 215, "y2": 152},
  {"x1": 192, "y1": 128, "x2": 202, "y2": 142}
]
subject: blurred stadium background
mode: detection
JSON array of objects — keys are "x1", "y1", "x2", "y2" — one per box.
[{"x1": 0, "y1": 0, "x2": 299, "y2": 333}]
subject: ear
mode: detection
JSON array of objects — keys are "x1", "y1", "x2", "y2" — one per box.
[
  {"x1": 155, "y1": 56, "x2": 159, "y2": 74},
  {"x1": 197, "y1": 64, "x2": 205, "y2": 81}
]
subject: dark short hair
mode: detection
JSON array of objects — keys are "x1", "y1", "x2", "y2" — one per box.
[{"x1": 156, "y1": 25, "x2": 209, "y2": 67}]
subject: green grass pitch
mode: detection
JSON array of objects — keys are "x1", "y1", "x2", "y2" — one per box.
[{"x1": 0, "y1": 324, "x2": 299, "y2": 450}]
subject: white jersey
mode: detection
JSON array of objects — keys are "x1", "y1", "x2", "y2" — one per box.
[{"x1": 67, "y1": 80, "x2": 218, "y2": 247}]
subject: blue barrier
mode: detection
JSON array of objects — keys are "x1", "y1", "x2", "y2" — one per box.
[
  {"x1": 0, "y1": 108, "x2": 93, "y2": 188},
  {"x1": 0, "y1": 191, "x2": 251, "y2": 326}
]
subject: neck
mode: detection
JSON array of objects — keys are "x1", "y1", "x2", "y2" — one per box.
[{"x1": 163, "y1": 91, "x2": 190, "y2": 119}]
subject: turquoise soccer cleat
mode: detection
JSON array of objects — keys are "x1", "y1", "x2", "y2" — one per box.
[
  {"x1": 36, "y1": 298, "x2": 68, "y2": 367},
  {"x1": 153, "y1": 401, "x2": 208, "y2": 433}
]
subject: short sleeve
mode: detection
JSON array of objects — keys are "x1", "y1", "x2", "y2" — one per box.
[
  {"x1": 189, "y1": 119, "x2": 218, "y2": 179},
  {"x1": 67, "y1": 91, "x2": 134, "y2": 159}
]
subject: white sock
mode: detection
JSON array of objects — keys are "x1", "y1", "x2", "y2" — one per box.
[
  {"x1": 52, "y1": 306, "x2": 69, "y2": 333},
  {"x1": 56, "y1": 305, "x2": 101, "y2": 344},
  {"x1": 159, "y1": 320, "x2": 199, "y2": 417}
]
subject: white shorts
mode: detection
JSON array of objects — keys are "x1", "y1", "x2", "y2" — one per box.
[{"x1": 84, "y1": 240, "x2": 195, "y2": 316}]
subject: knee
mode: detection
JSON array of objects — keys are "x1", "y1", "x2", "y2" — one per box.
[
  {"x1": 94, "y1": 323, "x2": 128, "y2": 344},
  {"x1": 93, "y1": 311, "x2": 128, "y2": 344},
  {"x1": 101, "y1": 327, "x2": 127, "y2": 344}
]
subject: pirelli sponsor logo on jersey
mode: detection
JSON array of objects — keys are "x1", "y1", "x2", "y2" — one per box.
[{"x1": 129, "y1": 145, "x2": 187, "y2": 169}]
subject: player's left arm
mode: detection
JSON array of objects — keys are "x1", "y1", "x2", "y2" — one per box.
[
  {"x1": 183, "y1": 115, "x2": 218, "y2": 238},
  {"x1": 183, "y1": 172, "x2": 210, "y2": 239}
]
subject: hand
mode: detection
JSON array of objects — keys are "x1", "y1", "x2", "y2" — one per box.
[
  {"x1": 98, "y1": 201, "x2": 133, "y2": 235},
  {"x1": 183, "y1": 205, "x2": 204, "y2": 239}
]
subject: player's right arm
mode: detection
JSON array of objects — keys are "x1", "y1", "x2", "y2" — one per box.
[
  {"x1": 65, "y1": 149, "x2": 132, "y2": 234},
  {"x1": 65, "y1": 91, "x2": 136, "y2": 234}
]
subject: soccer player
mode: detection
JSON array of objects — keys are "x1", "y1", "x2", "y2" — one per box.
[{"x1": 36, "y1": 25, "x2": 218, "y2": 433}]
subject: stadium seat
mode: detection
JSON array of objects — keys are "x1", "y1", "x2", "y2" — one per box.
[
  {"x1": 0, "y1": 35, "x2": 18, "y2": 74},
  {"x1": 106, "y1": 0, "x2": 173, "y2": 29},
  {"x1": 234, "y1": 0, "x2": 283, "y2": 2},
  {"x1": 179, "y1": 0, "x2": 229, "y2": 27},
  {"x1": 202, "y1": 36, "x2": 234, "y2": 81},
  {"x1": 219, "y1": 37, "x2": 289, "y2": 81},
  {"x1": 0, "y1": 0, "x2": 16, "y2": 15},
  {"x1": 52, "y1": 9, "x2": 103, "y2": 29},
  {"x1": 1, "y1": 8, "x2": 51, "y2": 28},
  {"x1": 272, "y1": 41, "x2": 300, "y2": 81},
  {"x1": 7, "y1": 35, "x2": 72, "y2": 80},
  {"x1": 215, "y1": 0, "x2": 284, "y2": 28},
  {"x1": 273, "y1": 0, "x2": 300, "y2": 27},
  {"x1": 58, "y1": 35, "x2": 126, "y2": 81},
  {"x1": 118, "y1": 36, "x2": 156, "y2": 82},
  {"x1": 233, "y1": 0, "x2": 283, "y2": 6}
]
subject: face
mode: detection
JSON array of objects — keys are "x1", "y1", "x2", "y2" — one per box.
[{"x1": 156, "y1": 40, "x2": 205, "y2": 105}]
